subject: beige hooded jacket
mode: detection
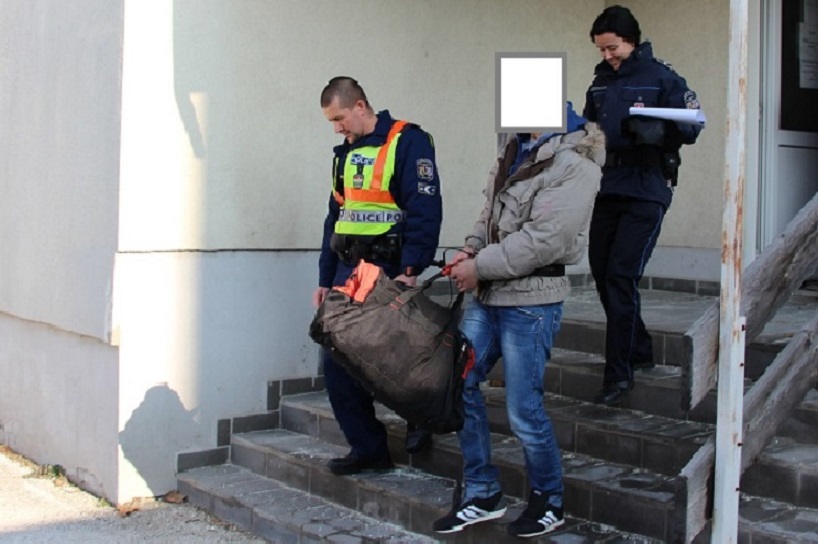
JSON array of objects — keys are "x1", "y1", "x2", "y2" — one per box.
[{"x1": 464, "y1": 123, "x2": 605, "y2": 306}]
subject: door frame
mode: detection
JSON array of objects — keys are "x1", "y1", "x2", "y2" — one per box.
[{"x1": 756, "y1": 0, "x2": 818, "y2": 257}]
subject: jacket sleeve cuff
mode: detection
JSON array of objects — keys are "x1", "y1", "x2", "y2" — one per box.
[
  {"x1": 399, "y1": 264, "x2": 427, "y2": 277},
  {"x1": 464, "y1": 236, "x2": 485, "y2": 251},
  {"x1": 318, "y1": 272, "x2": 334, "y2": 288}
]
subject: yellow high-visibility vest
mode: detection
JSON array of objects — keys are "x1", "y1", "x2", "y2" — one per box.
[{"x1": 333, "y1": 121, "x2": 407, "y2": 236}]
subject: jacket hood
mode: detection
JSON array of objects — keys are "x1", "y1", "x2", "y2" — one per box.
[{"x1": 534, "y1": 122, "x2": 606, "y2": 167}]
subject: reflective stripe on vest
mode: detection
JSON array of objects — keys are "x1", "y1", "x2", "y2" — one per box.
[
  {"x1": 338, "y1": 209, "x2": 406, "y2": 224},
  {"x1": 333, "y1": 120, "x2": 408, "y2": 236}
]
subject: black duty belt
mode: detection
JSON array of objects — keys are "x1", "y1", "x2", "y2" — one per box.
[
  {"x1": 531, "y1": 264, "x2": 565, "y2": 277},
  {"x1": 604, "y1": 148, "x2": 662, "y2": 168},
  {"x1": 333, "y1": 233, "x2": 402, "y2": 266}
]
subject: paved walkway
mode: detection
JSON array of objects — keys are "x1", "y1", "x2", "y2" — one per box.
[{"x1": 0, "y1": 447, "x2": 264, "y2": 543}]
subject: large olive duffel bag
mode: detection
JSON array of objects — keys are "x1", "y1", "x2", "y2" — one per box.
[{"x1": 309, "y1": 261, "x2": 472, "y2": 434}]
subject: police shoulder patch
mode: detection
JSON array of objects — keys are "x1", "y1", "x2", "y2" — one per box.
[
  {"x1": 416, "y1": 158, "x2": 435, "y2": 181},
  {"x1": 683, "y1": 90, "x2": 700, "y2": 109},
  {"x1": 418, "y1": 181, "x2": 436, "y2": 196}
]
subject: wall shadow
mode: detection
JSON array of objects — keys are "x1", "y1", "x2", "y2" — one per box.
[{"x1": 119, "y1": 385, "x2": 202, "y2": 496}]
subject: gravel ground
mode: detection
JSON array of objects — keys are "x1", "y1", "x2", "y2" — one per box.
[{"x1": 0, "y1": 447, "x2": 266, "y2": 543}]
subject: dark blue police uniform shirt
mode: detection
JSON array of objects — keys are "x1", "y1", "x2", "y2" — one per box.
[
  {"x1": 318, "y1": 110, "x2": 442, "y2": 287},
  {"x1": 583, "y1": 42, "x2": 701, "y2": 207}
]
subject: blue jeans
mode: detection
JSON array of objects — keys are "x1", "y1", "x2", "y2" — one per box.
[{"x1": 458, "y1": 299, "x2": 564, "y2": 508}]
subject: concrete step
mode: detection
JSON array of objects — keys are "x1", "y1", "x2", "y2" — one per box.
[
  {"x1": 494, "y1": 352, "x2": 818, "y2": 508},
  {"x1": 277, "y1": 393, "x2": 682, "y2": 541},
  {"x1": 734, "y1": 495, "x2": 818, "y2": 543},
  {"x1": 281, "y1": 387, "x2": 696, "y2": 476},
  {"x1": 534, "y1": 348, "x2": 818, "y2": 435},
  {"x1": 539, "y1": 349, "x2": 711, "y2": 420},
  {"x1": 486, "y1": 388, "x2": 712, "y2": 478},
  {"x1": 741, "y1": 438, "x2": 818, "y2": 510},
  {"x1": 280, "y1": 388, "x2": 818, "y2": 530},
  {"x1": 230, "y1": 428, "x2": 665, "y2": 543},
  {"x1": 282, "y1": 388, "x2": 711, "y2": 478},
  {"x1": 175, "y1": 284, "x2": 818, "y2": 542},
  {"x1": 429, "y1": 284, "x2": 816, "y2": 378},
  {"x1": 177, "y1": 463, "x2": 436, "y2": 543},
  {"x1": 280, "y1": 380, "x2": 818, "y2": 482},
  {"x1": 552, "y1": 286, "x2": 818, "y2": 378}
]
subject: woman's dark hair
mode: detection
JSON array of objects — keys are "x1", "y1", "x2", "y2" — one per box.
[{"x1": 590, "y1": 5, "x2": 641, "y2": 46}]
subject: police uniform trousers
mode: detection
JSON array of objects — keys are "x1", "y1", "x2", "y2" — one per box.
[
  {"x1": 323, "y1": 259, "x2": 400, "y2": 462},
  {"x1": 588, "y1": 195, "x2": 665, "y2": 384}
]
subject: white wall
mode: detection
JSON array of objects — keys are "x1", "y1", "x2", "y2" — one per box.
[
  {"x1": 112, "y1": 0, "x2": 604, "y2": 500},
  {"x1": 618, "y1": 1, "x2": 729, "y2": 252},
  {"x1": 0, "y1": 314, "x2": 119, "y2": 500},
  {"x1": 0, "y1": 0, "x2": 123, "y2": 341},
  {"x1": 112, "y1": 251, "x2": 320, "y2": 500},
  {"x1": 120, "y1": 0, "x2": 726, "y2": 267},
  {"x1": 0, "y1": 0, "x2": 123, "y2": 501},
  {"x1": 115, "y1": 0, "x2": 733, "y2": 500},
  {"x1": 0, "y1": 0, "x2": 732, "y2": 506},
  {"x1": 118, "y1": 0, "x2": 603, "y2": 253}
]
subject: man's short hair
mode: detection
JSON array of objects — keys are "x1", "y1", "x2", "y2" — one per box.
[
  {"x1": 590, "y1": 5, "x2": 641, "y2": 46},
  {"x1": 320, "y1": 76, "x2": 371, "y2": 109}
]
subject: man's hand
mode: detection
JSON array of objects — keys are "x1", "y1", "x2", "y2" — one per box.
[
  {"x1": 448, "y1": 250, "x2": 474, "y2": 266},
  {"x1": 312, "y1": 287, "x2": 330, "y2": 308},
  {"x1": 449, "y1": 258, "x2": 479, "y2": 292},
  {"x1": 394, "y1": 274, "x2": 417, "y2": 287}
]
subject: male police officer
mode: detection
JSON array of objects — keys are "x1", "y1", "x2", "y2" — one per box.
[{"x1": 311, "y1": 77, "x2": 442, "y2": 474}]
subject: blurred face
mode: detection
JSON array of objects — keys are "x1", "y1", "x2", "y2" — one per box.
[
  {"x1": 322, "y1": 97, "x2": 367, "y2": 143},
  {"x1": 593, "y1": 32, "x2": 635, "y2": 71}
]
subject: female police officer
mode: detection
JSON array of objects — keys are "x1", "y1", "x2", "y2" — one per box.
[{"x1": 583, "y1": 6, "x2": 701, "y2": 405}]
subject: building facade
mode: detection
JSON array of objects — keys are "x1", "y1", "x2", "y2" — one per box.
[{"x1": 1, "y1": 0, "x2": 812, "y2": 504}]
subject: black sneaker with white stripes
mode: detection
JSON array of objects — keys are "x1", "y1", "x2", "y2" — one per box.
[
  {"x1": 432, "y1": 491, "x2": 507, "y2": 533},
  {"x1": 507, "y1": 489, "x2": 565, "y2": 538}
]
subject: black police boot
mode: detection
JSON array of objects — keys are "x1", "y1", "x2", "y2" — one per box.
[
  {"x1": 405, "y1": 423, "x2": 433, "y2": 454},
  {"x1": 327, "y1": 454, "x2": 393, "y2": 476},
  {"x1": 594, "y1": 380, "x2": 634, "y2": 406}
]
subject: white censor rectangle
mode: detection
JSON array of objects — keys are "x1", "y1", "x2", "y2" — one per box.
[{"x1": 496, "y1": 53, "x2": 566, "y2": 133}]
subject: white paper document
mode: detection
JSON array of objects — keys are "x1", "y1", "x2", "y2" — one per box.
[
  {"x1": 799, "y1": 21, "x2": 818, "y2": 89},
  {"x1": 628, "y1": 107, "x2": 707, "y2": 126}
]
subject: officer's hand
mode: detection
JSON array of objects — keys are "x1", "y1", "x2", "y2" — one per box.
[
  {"x1": 394, "y1": 274, "x2": 417, "y2": 287},
  {"x1": 449, "y1": 259, "x2": 479, "y2": 292},
  {"x1": 312, "y1": 287, "x2": 330, "y2": 308}
]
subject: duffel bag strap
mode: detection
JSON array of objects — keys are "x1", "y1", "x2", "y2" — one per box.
[{"x1": 392, "y1": 273, "x2": 465, "y2": 329}]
